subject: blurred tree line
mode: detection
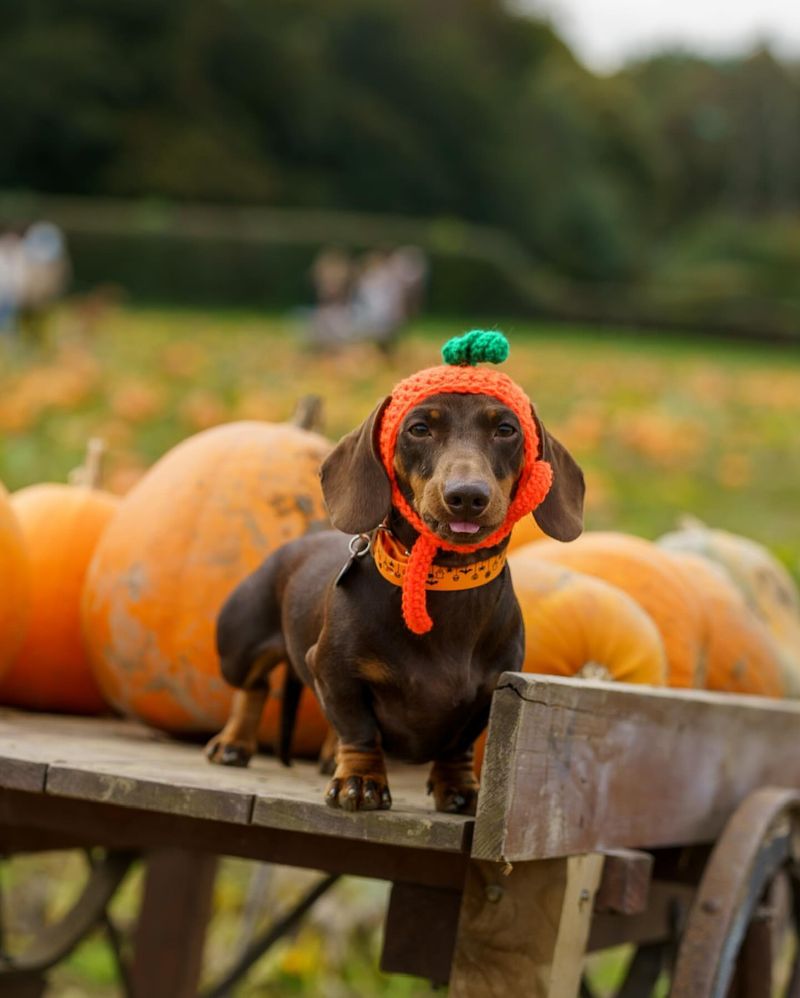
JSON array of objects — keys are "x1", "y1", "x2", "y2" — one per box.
[{"x1": 1, "y1": 0, "x2": 799, "y2": 328}]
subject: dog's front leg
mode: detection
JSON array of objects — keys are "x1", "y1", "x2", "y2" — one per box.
[
  {"x1": 427, "y1": 698, "x2": 493, "y2": 815},
  {"x1": 307, "y1": 642, "x2": 391, "y2": 812},
  {"x1": 428, "y1": 748, "x2": 480, "y2": 815},
  {"x1": 327, "y1": 742, "x2": 391, "y2": 811}
]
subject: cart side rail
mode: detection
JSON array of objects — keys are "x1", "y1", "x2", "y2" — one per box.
[{"x1": 474, "y1": 673, "x2": 800, "y2": 863}]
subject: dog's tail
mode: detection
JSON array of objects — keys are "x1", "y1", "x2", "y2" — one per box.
[{"x1": 277, "y1": 665, "x2": 303, "y2": 767}]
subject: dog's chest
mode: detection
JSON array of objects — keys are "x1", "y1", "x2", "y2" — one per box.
[{"x1": 365, "y1": 646, "x2": 499, "y2": 761}]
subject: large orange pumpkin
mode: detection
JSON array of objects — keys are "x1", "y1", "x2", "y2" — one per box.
[
  {"x1": 475, "y1": 556, "x2": 667, "y2": 769},
  {"x1": 527, "y1": 532, "x2": 706, "y2": 688},
  {"x1": 508, "y1": 555, "x2": 667, "y2": 684},
  {"x1": 0, "y1": 471, "x2": 118, "y2": 713},
  {"x1": 81, "y1": 420, "x2": 331, "y2": 755},
  {"x1": 659, "y1": 522, "x2": 800, "y2": 695},
  {"x1": 0, "y1": 483, "x2": 30, "y2": 680},
  {"x1": 665, "y1": 551, "x2": 784, "y2": 697}
]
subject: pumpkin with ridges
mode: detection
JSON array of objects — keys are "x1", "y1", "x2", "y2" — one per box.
[
  {"x1": 1, "y1": 479, "x2": 118, "y2": 713},
  {"x1": 527, "y1": 532, "x2": 706, "y2": 688},
  {"x1": 508, "y1": 555, "x2": 667, "y2": 684},
  {"x1": 474, "y1": 555, "x2": 667, "y2": 769},
  {"x1": 81, "y1": 421, "x2": 331, "y2": 754},
  {"x1": 665, "y1": 550, "x2": 784, "y2": 698},
  {"x1": 659, "y1": 522, "x2": 800, "y2": 695}
]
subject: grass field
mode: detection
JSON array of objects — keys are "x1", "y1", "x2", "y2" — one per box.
[
  {"x1": 3, "y1": 305, "x2": 799, "y2": 568},
  {"x1": 1, "y1": 304, "x2": 799, "y2": 995}
]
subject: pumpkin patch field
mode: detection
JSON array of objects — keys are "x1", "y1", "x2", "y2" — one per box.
[{"x1": 1, "y1": 304, "x2": 800, "y2": 996}]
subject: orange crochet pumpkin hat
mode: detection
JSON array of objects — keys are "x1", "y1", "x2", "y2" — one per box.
[{"x1": 377, "y1": 330, "x2": 553, "y2": 634}]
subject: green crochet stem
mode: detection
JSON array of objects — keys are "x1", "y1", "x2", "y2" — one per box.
[{"x1": 441, "y1": 329, "x2": 509, "y2": 367}]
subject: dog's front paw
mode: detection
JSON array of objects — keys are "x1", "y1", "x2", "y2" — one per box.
[
  {"x1": 324, "y1": 744, "x2": 391, "y2": 811},
  {"x1": 428, "y1": 759, "x2": 479, "y2": 815},
  {"x1": 326, "y1": 774, "x2": 392, "y2": 811},
  {"x1": 205, "y1": 732, "x2": 256, "y2": 768}
]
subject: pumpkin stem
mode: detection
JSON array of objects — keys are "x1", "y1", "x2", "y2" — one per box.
[
  {"x1": 68, "y1": 437, "x2": 106, "y2": 489},
  {"x1": 576, "y1": 662, "x2": 614, "y2": 681},
  {"x1": 291, "y1": 394, "x2": 324, "y2": 432},
  {"x1": 677, "y1": 514, "x2": 708, "y2": 531}
]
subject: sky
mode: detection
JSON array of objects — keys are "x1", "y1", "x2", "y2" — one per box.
[{"x1": 526, "y1": 0, "x2": 800, "y2": 72}]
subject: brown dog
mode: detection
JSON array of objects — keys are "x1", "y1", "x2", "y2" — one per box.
[{"x1": 206, "y1": 391, "x2": 583, "y2": 813}]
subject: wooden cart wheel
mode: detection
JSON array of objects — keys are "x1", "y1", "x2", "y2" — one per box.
[
  {"x1": 0, "y1": 850, "x2": 135, "y2": 987},
  {"x1": 671, "y1": 787, "x2": 800, "y2": 998}
]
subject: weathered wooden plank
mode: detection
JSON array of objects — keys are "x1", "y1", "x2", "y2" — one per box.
[
  {"x1": 0, "y1": 710, "x2": 471, "y2": 852},
  {"x1": 449, "y1": 854, "x2": 603, "y2": 998},
  {"x1": 45, "y1": 764, "x2": 254, "y2": 824},
  {"x1": 0, "y1": 757, "x2": 47, "y2": 793},
  {"x1": 474, "y1": 674, "x2": 800, "y2": 863},
  {"x1": 0, "y1": 790, "x2": 471, "y2": 889},
  {"x1": 251, "y1": 791, "x2": 472, "y2": 853}
]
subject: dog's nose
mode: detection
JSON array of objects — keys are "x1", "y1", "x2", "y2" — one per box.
[{"x1": 443, "y1": 480, "x2": 491, "y2": 515}]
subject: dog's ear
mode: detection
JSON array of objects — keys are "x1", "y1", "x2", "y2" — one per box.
[
  {"x1": 530, "y1": 407, "x2": 585, "y2": 542},
  {"x1": 321, "y1": 397, "x2": 392, "y2": 533}
]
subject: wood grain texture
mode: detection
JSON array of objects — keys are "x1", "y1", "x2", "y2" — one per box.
[
  {"x1": 474, "y1": 674, "x2": 800, "y2": 863},
  {"x1": 449, "y1": 854, "x2": 603, "y2": 998},
  {"x1": 0, "y1": 756, "x2": 47, "y2": 793},
  {"x1": 594, "y1": 849, "x2": 653, "y2": 915},
  {"x1": 0, "y1": 709, "x2": 471, "y2": 853},
  {"x1": 0, "y1": 788, "x2": 471, "y2": 888}
]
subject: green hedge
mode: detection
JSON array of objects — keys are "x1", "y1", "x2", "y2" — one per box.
[{"x1": 67, "y1": 231, "x2": 533, "y2": 317}]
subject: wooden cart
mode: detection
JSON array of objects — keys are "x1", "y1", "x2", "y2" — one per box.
[{"x1": 2, "y1": 673, "x2": 800, "y2": 997}]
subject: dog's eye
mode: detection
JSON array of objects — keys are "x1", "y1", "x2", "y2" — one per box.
[
  {"x1": 495, "y1": 423, "x2": 517, "y2": 438},
  {"x1": 407, "y1": 422, "x2": 431, "y2": 438}
]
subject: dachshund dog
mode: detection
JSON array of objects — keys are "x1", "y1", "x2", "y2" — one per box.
[{"x1": 206, "y1": 390, "x2": 584, "y2": 814}]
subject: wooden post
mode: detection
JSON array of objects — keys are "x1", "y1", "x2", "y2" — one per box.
[
  {"x1": 381, "y1": 882, "x2": 463, "y2": 984},
  {"x1": 131, "y1": 849, "x2": 218, "y2": 998},
  {"x1": 449, "y1": 854, "x2": 604, "y2": 998}
]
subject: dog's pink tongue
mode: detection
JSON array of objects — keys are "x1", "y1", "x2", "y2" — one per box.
[{"x1": 449, "y1": 521, "x2": 481, "y2": 534}]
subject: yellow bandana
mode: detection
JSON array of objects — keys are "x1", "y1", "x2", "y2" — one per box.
[{"x1": 373, "y1": 528, "x2": 507, "y2": 592}]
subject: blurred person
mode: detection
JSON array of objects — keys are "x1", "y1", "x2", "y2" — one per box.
[
  {"x1": 350, "y1": 247, "x2": 427, "y2": 353},
  {"x1": 304, "y1": 245, "x2": 428, "y2": 353},
  {"x1": 311, "y1": 246, "x2": 352, "y2": 305},
  {"x1": 307, "y1": 246, "x2": 355, "y2": 349},
  {"x1": 18, "y1": 221, "x2": 70, "y2": 345},
  {"x1": 391, "y1": 245, "x2": 428, "y2": 321},
  {"x1": 0, "y1": 229, "x2": 25, "y2": 337}
]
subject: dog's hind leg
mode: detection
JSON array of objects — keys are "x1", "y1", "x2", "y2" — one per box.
[
  {"x1": 206, "y1": 560, "x2": 288, "y2": 767},
  {"x1": 205, "y1": 638, "x2": 286, "y2": 767},
  {"x1": 206, "y1": 688, "x2": 269, "y2": 767}
]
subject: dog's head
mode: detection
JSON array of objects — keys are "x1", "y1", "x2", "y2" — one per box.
[{"x1": 321, "y1": 390, "x2": 584, "y2": 545}]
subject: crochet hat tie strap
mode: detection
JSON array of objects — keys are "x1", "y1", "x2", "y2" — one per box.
[{"x1": 377, "y1": 330, "x2": 553, "y2": 635}]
